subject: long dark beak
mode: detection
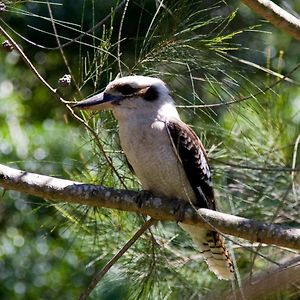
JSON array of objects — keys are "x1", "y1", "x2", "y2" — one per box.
[{"x1": 72, "y1": 92, "x2": 123, "y2": 111}]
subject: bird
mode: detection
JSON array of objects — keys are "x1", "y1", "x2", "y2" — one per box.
[{"x1": 73, "y1": 75, "x2": 235, "y2": 280}]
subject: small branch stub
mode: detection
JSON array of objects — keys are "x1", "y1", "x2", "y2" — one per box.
[
  {"x1": 2, "y1": 40, "x2": 13, "y2": 52},
  {"x1": 0, "y1": 2, "x2": 6, "y2": 13},
  {"x1": 58, "y1": 74, "x2": 72, "y2": 87}
]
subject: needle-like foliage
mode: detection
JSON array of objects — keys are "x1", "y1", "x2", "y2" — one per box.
[{"x1": 0, "y1": 0, "x2": 299, "y2": 299}]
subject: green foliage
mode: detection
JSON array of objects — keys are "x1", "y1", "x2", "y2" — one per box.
[{"x1": 0, "y1": 0, "x2": 299, "y2": 299}]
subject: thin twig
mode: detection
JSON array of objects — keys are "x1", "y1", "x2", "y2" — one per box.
[
  {"x1": 67, "y1": 107, "x2": 128, "y2": 189},
  {"x1": 47, "y1": 2, "x2": 82, "y2": 96},
  {"x1": 13, "y1": 0, "x2": 126, "y2": 50},
  {"x1": 117, "y1": 0, "x2": 130, "y2": 75},
  {"x1": 0, "y1": 22, "x2": 66, "y2": 103},
  {"x1": 0, "y1": 22, "x2": 127, "y2": 188},
  {"x1": 291, "y1": 134, "x2": 300, "y2": 205},
  {"x1": 79, "y1": 218, "x2": 157, "y2": 300},
  {"x1": 177, "y1": 62, "x2": 300, "y2": 108},
  {"x1": 212, "y1": 159, "x2": 300, "y2": 172}
]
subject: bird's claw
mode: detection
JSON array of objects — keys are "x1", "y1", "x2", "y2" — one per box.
[
  {"x1": 135, "y1": 190, "x2": 153, "y2": 208},
  {"x1": 174, "y1": 201, "x2": 189, "y2": 223}
]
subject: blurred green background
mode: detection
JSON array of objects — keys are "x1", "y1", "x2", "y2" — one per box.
[{"x1": 0, "y1": 0, "x2": 299, "y2": 299}]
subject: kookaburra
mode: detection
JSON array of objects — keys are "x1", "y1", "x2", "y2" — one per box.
[{"x1": 73, "y1": 76, "x2": 234, "y2": 280}]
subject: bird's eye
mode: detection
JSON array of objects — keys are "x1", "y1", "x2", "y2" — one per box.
[{"x1": 116, "y1": 84, "x2": 137, "y2": 95}]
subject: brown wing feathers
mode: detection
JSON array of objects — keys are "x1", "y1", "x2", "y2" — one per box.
[
  {"x1": 167, "y1": 120, "x2": 215, "y2": 210},
  {"x1": 167, "y1": 120, "x2": 235, "y2": 280}
]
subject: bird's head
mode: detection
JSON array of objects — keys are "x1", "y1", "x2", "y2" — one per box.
[{"x1": 73, "y1": 76, "x2": 177, "y2": 121}]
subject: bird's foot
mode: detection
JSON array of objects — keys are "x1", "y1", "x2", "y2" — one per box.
[
  {"x1": 174, "y1": 201, "x2": 189, "y2": 223},
  {"x1": 135, "y1": 190, "x2": 153, "y2": 208}
]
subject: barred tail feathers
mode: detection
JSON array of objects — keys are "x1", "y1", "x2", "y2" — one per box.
[{"x1": 179, "y1": 223, "x2": 234, "y2": 280}]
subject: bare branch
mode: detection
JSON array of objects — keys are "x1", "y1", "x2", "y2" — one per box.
[
  {"x1": 241, "y1": 0, "x2": 300, "y2": 40},
  {"x1": 0, "y1": 164, "x2": 299, "y2": 250}
]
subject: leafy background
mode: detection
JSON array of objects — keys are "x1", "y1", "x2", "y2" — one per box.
[{"x1": 0, "y1": 0, "x2": 299, "y2": 299}]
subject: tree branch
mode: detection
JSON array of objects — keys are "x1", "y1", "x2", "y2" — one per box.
[
  {"x1": 0, "y1": 163, "x2": 299, "y2": 250},
  {"x1": 241, "y1": 0, "x2": 300, "y2": 40},
  {"x1": 207, "y1": 255, "x2": 300, "y2": 300}
]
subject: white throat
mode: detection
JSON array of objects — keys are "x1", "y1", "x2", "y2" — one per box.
[{"x1": 156, "y1": 101, "x2": 181, "y2": 122}]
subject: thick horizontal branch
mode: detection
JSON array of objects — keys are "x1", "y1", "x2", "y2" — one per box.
[
  {"x1": 0, "y1": 164, "x2": 299, "y2": 250},
  {"x1": 241, "y1": 0, "x2": 300, "y2": 40}
]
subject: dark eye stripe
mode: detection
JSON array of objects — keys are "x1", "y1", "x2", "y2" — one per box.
[
  {"x1": 116, "y1": 84, "x2": 137, "y2": 95},
  {"x1": 144, "y1": 86, "x2": 158, "y2": 101}
]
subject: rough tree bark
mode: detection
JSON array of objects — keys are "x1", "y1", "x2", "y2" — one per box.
[{"x1": 0, "y1": 163, "x2": 299, "y2": 250}]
